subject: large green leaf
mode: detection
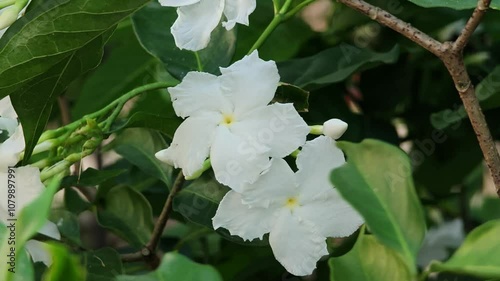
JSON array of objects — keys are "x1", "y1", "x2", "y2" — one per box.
[
  {"x1": 82, "y1": 248, "x2": 123, "y2": 281},
  {"x1": 111, "y1": 128, "x2": 174, "y2": 187},
  {"x1": 431, "y1": 66, "x2": 500, "y2": 130},
  {"x1": 116, "y1": 252, "x2": 222, "y2": 281},
  {"x1": 330, "y1": 139, "x2": 426, "y2": 272},
  {"x1": 96, "y1": 186, "x2": 154, "y2": 249},
  {"x1": 429, "y1": 220, "x2": 500, "y2": 279},
  {"x1": 408, "y1": 0, "x2": 500, "y2": 10},
  {"x1": 72, "y1": 22, "x2": 173, "y2": 119},
  {"x1": 329, "y1": 233, "x2": 412, "y2": 281},
  {"x1": 0, "y1": 0, "x2": 152, "y2": 161},
  {"x1": 132, "y1": 2, "x2": 236, "y2": 79},
  {"x1": 277, "y1": 45, "x2": 399, "y2": 89}
]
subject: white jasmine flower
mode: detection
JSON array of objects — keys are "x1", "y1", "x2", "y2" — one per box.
[
  {"x1": 417, "y1": 219, "x2": 464, "y2": 267},
  {"x1": 212, "y1": 136, "x2": 364, "y2": 276},
  {"x1": 159, "y1": 0, "x2": 256, "y2": 51},
  {"x1": 323, "y1": 118, "x2": 348, "y2": 140},
  {"x1": 155, "y1": 51, "x2": 310, "y2": 190},
  {"x1": 0, "y1": 96, "x2": 60, "y2": 267}
]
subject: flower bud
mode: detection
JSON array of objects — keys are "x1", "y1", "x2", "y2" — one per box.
[
  {"x1": 322, "y1": 119, "x2": 348, "y2": 140},
  {"x1": 0, "y1": 6, "x2": 20, "y2": 30}
]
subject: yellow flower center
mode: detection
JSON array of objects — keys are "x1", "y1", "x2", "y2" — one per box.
[
  {"x1": 285, "y1": 197, "x2": 299, "y2": 209},
  {"x1": 221, "y1": 114, "x2": 235, "y2": 126}
]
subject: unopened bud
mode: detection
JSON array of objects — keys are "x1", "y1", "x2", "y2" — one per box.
[
  {"x1": 0, "y1": 6, "x2": 20, "y2": 30},
  {"x1": 323, "y1": 119, "x2": 348, "y2": 140}
]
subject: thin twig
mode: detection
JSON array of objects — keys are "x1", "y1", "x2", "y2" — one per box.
[
  {"x1": 453, "y1": 0, "x2": 492, "y2": 53},
  {"x1": 338, "y1": 0, "x2": 500, "y2": 194},
  {"x1": 121, "y1": 172, "x2": 185, "y2": 267}
]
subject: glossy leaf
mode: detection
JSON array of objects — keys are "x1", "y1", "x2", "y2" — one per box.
[
  {"x1": 111, "y1": 128, "x2": 173, "y2": 187},
  {"x1": 132, "y1": 2, "x2": 236, "y2": 79},
  {"x1": 330, "y1": 139, "x2": 426, "y2": 272},
  {"x1": 0, "y1": 0, "x2": 152, "y2": 161},
  {"x1": 61, "y1": 168, "x2": 127, "y2": 189},
  {"x1": 329, "y1": 233, "x2": 412, "y2": 281},
  {"x1": 82, "y1": 248, "x2": 123, "y2": 281},
  {"x1": 429, "y1": 220, "x2": 500, "y2": 279},
  {"x1": 110, "y1": 112, "x2": 181, "y2": 138},
  {"x1": 96, "y1": 186, "x2": 154, "y2": 249},
  {"x1": 273, "y1": 83, "x2": 310, "y2": 112},
  {"x1": 49, "y1": 210, "x2": 81, "y2": 246},
  {"x1": 41, "y1": 243, "x2": 86, "y2": 281},
  {"x1": 116, "y1": 252, "x2": 222, "y2": 281},
  {"x1": 408, "y1": 0, "x2": 500, "y2": 10},
  {"x1": 278, "y1": 45, "x2": 399, "y2": 89}
]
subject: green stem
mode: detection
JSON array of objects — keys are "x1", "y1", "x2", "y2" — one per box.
[
  {"x1": 194, "y1": 52, "x2": 203, "y2": 72},
  {"x1": 248, "y1": 0, "x2": 294, "y2": 54},
  {"x1": 283, "y1": 0, "x2": 316, "y2": 20},
  {"x1": 309, "y1": 125, "x2": 323, "y2": 135}
]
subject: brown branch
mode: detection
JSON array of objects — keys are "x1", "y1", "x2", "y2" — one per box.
[
  {"x1": 336, "y1": 0, "x2": 444, "y2": 57},
  {"x1": 453, "y1": 0, "x2": 492, "y2": 52},
  {"x1": 338, "y1": 0, "x2": 500, "y2": 194},
  {"x1": 121, "y1": 172, "x2": 185, "y2": 267}
]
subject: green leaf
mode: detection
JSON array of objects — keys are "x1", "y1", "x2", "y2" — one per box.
[
  {"x1": 273, "y1": 83, "x2": 310, "y2": 112},
  {"x1": 10, "y1": 30, "x2": 114, "y2": 162},
  {"x1": 110, "y1": 112, "x2": 181, "y2": 138},
  {"x1": 49, "y1": 210, "x2": 81, "y2": 246},
  {"x1": 41, "y1": 243, "x2": 86, "y2": 281},
  {"x1": 72, "y1": 22, "x2": 173, "y2": 119},
  {"x1": 429, "y1": 220, "x2": 500, "y2": 279},
  {"x1": 277, "y1": 44, "x2": 399, "y2": 89},
  {"x1": 408, "y1": 0, "x2": 500, "y2": 10},
  {"x1": 132, "y1": 2, "x2": 236, "y2": 79},
  {"x1": 431, "y1": 66, "x2": 500, "y2": 130},
  {"x1": 0, "y1": 0, "x2": 153, "y2": 160},
  {"x1": 111, "y1": 128, "x2": 173, "y2": 187},
  {"x1": 96, "y1": 186, "x2": 154, "y2": 249},
  {"x1": 173, "y1": 173, "x2": 229, "y2": 229},
  {"x1": 64, "y1": 187, "x2": 92, "y2": 215},
  {"x1": 330, "y1": 139, "x2": 426, "y2": 272},
  {"x1": 116, "y1": 252, "x2": 222, "y2": 281},
  {"x1": 0, "y1": 224, "x2": 34, "y2": 281},
  {"x1": 329, "y1": 233, "x2": 412, "y2": 281},
  {"x1": 471, "y1": 197, "x2": 500, "y2": 222},
  {"x1": 82, "y1": 248, "x2": 123, "y2": 281},
  {"x1": 61, "y1": 168, "x2": 127, "y2": 189}
]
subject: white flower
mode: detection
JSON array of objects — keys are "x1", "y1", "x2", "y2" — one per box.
[
  {"x1": 323, "y1": 118, "x2": 348, "y2": 140},
  {"x1": 0, "y1": 96, "x2": 60, "y2": 267},
  {"x1": 417, "y1": 219, "x2": 464, "y2": 267},
  {"x1": 159, "y1": 0, "x2": 256, "y2": 51},
  {"x1": 156, "y1": 51, "x2": 310, "y2": 190},
  {"x1": 212, "y1": 136, "x2": 364, "y2": 276}
]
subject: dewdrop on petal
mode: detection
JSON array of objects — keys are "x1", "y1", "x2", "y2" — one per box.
[{"x1": 323, "y1": 119, "x2": 348, "y2": 140}]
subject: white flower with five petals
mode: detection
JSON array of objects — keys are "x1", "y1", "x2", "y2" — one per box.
[
  {"x1": 212, "y1": 136, "x2": 364, "y2": 276},
  {"x1": 159, "y1": 0, "x2": 256, "y2": 51},
  {"x1": 156, "y1": 51, "x2": 310, "y2": 190},
  {"x1": 0, "y1": 96, "x2": 60, "y2": 267}
]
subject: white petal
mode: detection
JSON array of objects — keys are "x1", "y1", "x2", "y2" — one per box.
[
  {"x1": 296, "y1": 136, "x2": 345, "y2": 200},
  {"x1": 295, "y1": 188, "x2": 363, "y2": 238},
  {"x1": 0, "y1": 124, "x2": 24, "y2": 168},
  {"x1": 269, "y1": 209, "x2": 328, "y2": 276},
  {"x1": 0, "y1": 117, "x2": 18, "y2": 136},
  {"x1": 38, "y1": 221, "x2": 61, "y2": 240},
  {"x1": 159, "y1": 0, "x2": 200, "y2": 7},
  {"x1": 212, "y1": 191, "x2": 276, "y2": 241},
  {"x1": 241, "y1": 158, "x2": 298, "y2": 208},
  {"x1": 169, "y1": 72, "x2": 232, "y2": 118},
  {"x1": 210, "y1": 125, "x2": 271, "y2": 191},
  {"x1": 13, "y1": 166, "x2": 44, "y2": 210},
  {"x1": 222, "y1": 0, "x2": 256, "y2": 29},
  {"x1": 171, "y1": 0, "x2": 224, "y2": 51},
  {"x1": 0, "y1": 96, "x2": 17, "y2": 119},
  {"x1": 25, "y1": 240, "x2": 52, "y2": 267},
  {"x1": 220, "y1": 51, "x2": 279, "y2": 116},
  {"x1": 231, "y1": 103, "x2": 309, "y2": 158},
  {"x1": 156, "y1": 112, "x2": 221, "y2": 177}
]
